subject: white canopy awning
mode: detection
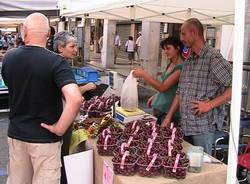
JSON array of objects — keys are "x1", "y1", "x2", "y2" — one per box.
[
  {"x1": 0, "y1": 1, "x2": 58, "y2": 11},
  {"x1": 0, "y1": 1, "x2": 59, "y2": 27},
  {"x1": 0, "y1": 18, "x2": 25, "y2": 27},
  {"x1": 60, "y1": 0, "x2": 236, "y2": 25}
]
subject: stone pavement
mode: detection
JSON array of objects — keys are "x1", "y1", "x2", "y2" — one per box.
[
  {"x1": 88, "y1": 51, "x2": 166, "y2": 77},
  {"x1": 88, "y1": 52, "x2": 143, "y2": 77}
]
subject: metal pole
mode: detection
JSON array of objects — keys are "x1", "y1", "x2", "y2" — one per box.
[{"x1": 227, "y1": 0, "x2": 246, "y2": 183}]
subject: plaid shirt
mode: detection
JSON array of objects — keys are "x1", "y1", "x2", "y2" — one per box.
[{"x1": 177, "y1": 43, "x2": 232, "y2": 136}]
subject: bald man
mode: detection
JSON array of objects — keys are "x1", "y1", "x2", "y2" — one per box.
[
  {"x1": 162, "y1": 18, "x2": 232, "y2": 155},
  {"x1": 2, "y1": 13, "x2": 82, "y2": 184}
]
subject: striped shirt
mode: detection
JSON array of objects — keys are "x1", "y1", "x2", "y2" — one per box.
[{"x1": 177, "y1": 43, "x2": 232, "y2": 136}]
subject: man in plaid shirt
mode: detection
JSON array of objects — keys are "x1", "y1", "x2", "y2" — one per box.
[{"x1": 162, "y1": 18, "x2": 232, "y2": 154}]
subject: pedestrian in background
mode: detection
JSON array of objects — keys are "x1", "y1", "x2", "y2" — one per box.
[
  {"x1": 2, "y1": 34, "x2": 9, "y2": 51},
  {"x1": 125, "y1": 36, "x2": 135, "y2": 64},
  {"x1": 135, "y1": 32, "x2": 142, "y2": 62},
  {"x1": 46, "y1": 26, "x2": 56, "y2": 51},
  {"x1": 15, "y1": 37, "x2": 25, "y2": 48},
  {"x1": 114, "y1": 33, "x2": 121, "y2": 64}
]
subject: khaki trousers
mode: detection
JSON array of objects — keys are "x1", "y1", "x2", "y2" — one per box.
[
  {"x1": 136, "y1": 46, "x2": 141, "y2": 61},
  {"x1": 7, "y1": 137, "x2": 62, "y2": 184}
]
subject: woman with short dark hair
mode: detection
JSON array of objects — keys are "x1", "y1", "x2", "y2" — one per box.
[{"x1": 133, "y1": 36, "x2": 184, "y2": 125}]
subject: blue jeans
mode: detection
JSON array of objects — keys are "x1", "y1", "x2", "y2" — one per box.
[{"x1": 184, "y1": 131, "x2": 214, "y2": 155}]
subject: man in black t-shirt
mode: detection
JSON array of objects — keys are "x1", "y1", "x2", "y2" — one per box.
[{"x1": 1, "y1": 13, "x2": 82, "y2": 184}]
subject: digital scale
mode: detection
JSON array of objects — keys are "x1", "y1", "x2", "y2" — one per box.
[
  {"x1": 115, "y1": 106, "x2": 146, "y2": 123},
  {"x1": 108, "y1": 70, "x2": 156, "y2": 123},
  {"x1": 115, "y1": 106, "x2": 157, "y2": 124}
]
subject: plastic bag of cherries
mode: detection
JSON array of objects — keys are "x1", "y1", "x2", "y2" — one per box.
[
  {"x1": 137, "y1": 140, "x2": 161, "y2": 156},
  {"x1": 141, "y1": 121, "x2": 160, "y2": 135},
  {"x1": 100, "y1": 127, "x2": 123, "y2": 139},
  {"x1": 123, "y1": 124, "x2": 142, "y2": 136},
  {"x1": 113, "y1": 142, "x2": 137, "y2": 156},
  {"x1": 160, "y1": 139, "x2": 183, "y2": 158},
  {"x1": 81, "y1": 96, "x2": 119, "y2": 117},
  {"x1": 120, "y1": 134, "x2": 140, "y2": 146},
  {"x1": 160, "y1": 126, "x2": 184, "y2": 139},
  {"x1": 139, "y1": 132, "x2": 162, "y2": 144},
  {"x1": 137, "y1": 153, "x2": 162, "y2": 177},
  {"x1": 124, "y1": 120, "x2": 144, "y2": 129},
  {"x1": 162, "y1": 153, "x2": 189, "y2": 179},
  {"x1": 112, "y1": 151, "x2": 137, "y2": 176},
  {"x1": 97, "y1": 134, "x2": 117, "y2": 156}
]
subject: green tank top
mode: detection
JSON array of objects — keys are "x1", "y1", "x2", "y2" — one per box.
[{"x1": 151, "y1": 64, "x2": 182, "y2": 119}]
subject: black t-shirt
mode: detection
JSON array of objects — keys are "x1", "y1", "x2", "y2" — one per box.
[{"x1": 1, "y1": 45, "x2": 76, "y2": 143}]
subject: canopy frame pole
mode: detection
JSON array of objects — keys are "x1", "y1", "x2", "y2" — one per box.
[{"x1": 227, "y1": 0, "x2": 245, "y2": 183}]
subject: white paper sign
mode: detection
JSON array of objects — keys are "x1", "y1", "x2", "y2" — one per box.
[
  {"x1": 64, "y1": 149, "x2": 93, "y2": 184},
  {"x1": 103, "y1": 160, "x2": 114, "y2": 184}
]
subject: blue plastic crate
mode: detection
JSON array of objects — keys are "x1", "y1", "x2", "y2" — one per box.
[
  {"x1": 74, "y1": 74, "x2": 88, "y2": 84},
  {"x1": 72, "y1": 67, "x2": 99, "y2": 84},
  {"x1": 78, "y1": 67, "x2": 99, "y2": 82},
  {"x1": 0, "y1": 79, "x2": 7, "y2": 89}
]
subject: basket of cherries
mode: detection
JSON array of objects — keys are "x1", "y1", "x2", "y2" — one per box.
[{"x1": 112, "y1": 151, "x2": 137, "y2": 176}]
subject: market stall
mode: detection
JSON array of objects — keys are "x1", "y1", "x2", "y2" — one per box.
[
  {"x1": 63, "y1": 67, "x2": 229, "y2": 184},
  {"x1": 70, "y1": 109, "x2": 227, "y2": 184}
]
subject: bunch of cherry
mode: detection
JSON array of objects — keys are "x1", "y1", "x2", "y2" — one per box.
[
  {"x1": 123, "y1": 124, "x2": 143, "y2": 136},
  {"x1": 99, "y1": 126, "x2": 123, "y2": 138},
  {"x1": 119, "y1": 135, "x2": 139, "y2": 147},
  {"x1": 81, "y1": 96, "x2": 120, "y2": 117},
  {"x1": 113, "y1": 145, "x2": 137, "y2": 157},
  {"x1": 137, "y1": 141, "x2": 161, "y2": 156},
  {"x1": 137, "y1": 154, "x2": 162, "y2": 177},
  {"x1": 112, "y1": 151, "x2": 137, "y2": 176},
  {"x1": 96, "y1": 127, "x2": 122, "y2": 156},
  {"x1": 162, "y1": 153, "x2": 189, "y2": 179},
  {"x1": 111, "y1": 121, "x2": 144, "y2": 175}
]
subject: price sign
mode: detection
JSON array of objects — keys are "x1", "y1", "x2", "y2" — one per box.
[{"x1": 103, "y1": 161, "x2": 114, "y2": 184}]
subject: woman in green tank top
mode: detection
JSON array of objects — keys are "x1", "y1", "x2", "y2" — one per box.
[{"x1": 133, "y1": 36, "x2": 184, "y2": 125}]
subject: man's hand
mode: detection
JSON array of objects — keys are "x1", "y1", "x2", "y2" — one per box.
[
  {"x1": 191, "y1": 100, "x2": 213, "y2": 116},
  {"x1": 161, "y1": 115, "x2": 171, "y2": 127},
  {"x1": 41, "y1": 123, "x2": 63, "y2": 136}
]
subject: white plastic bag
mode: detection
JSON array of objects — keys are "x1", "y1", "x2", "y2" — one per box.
[{"x1": 121, "y1": 70, "x2": 138, "y2": 111}]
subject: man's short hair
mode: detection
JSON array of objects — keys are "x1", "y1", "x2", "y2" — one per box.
[{"x1": 185, "y1": 18, "x2": 204, "y2": 37}]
